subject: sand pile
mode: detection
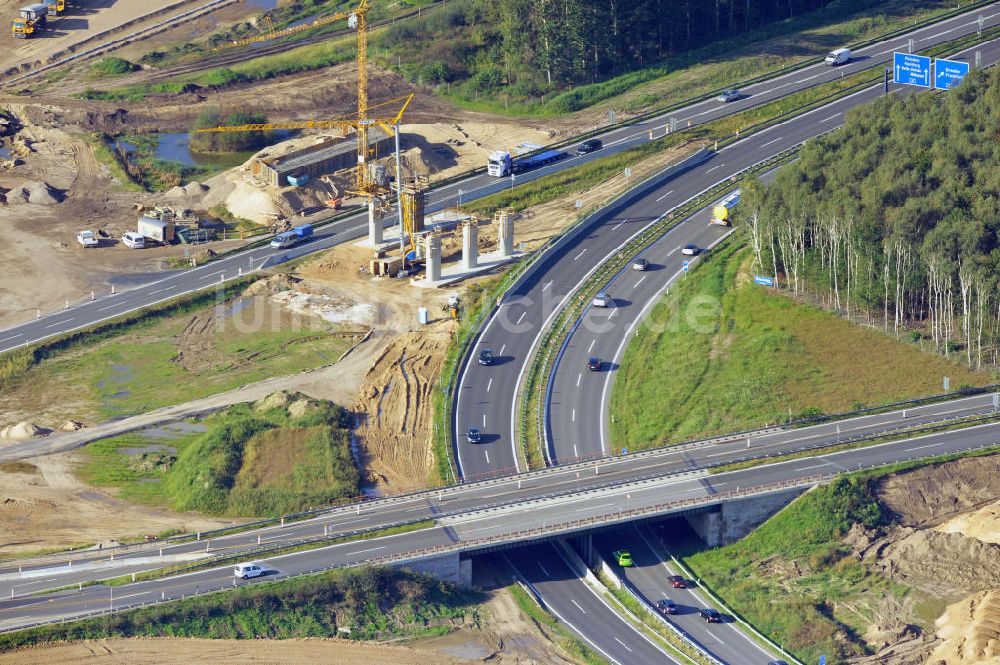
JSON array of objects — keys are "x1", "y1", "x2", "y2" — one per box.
[
  {"x1": 3, "y1": 180, "x2": 62, "y2": 205},
  {"x1": 0, "y1": 421, "x2": 46, "y2": 440}
]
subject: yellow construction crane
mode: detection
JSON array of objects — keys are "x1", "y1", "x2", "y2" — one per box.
[
  {"x1": 211, "y1": 0, "x2": 378, "y2": 196},
  {"x1": 195, "y1": 92, "x2": 413, "y2": 194}
]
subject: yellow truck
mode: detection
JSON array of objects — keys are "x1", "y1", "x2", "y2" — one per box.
[{"x1": 11, "y1": 3, "x2": 47, "y2": 38}]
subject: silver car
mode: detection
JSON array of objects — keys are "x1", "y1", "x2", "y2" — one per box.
[{"x1": 717, "y1": 89, "x2": 740, "y2": 103}]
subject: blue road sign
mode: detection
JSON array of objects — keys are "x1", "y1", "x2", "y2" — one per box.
[
  {"x1": 935, "y1": 58, "x2": 970, "y2": 89},
  {"x1": 893, "y1": 52, "x2": 931, "y2": 88},
  {"x1": 820, "y1": 656, "x2": 826, "y2": 665},
  {"x1": 682, "y1": 260, "x2": 690, "y2": 272},
  {"x1": 754, "y1": 275, "x2": 775, "y2": 286}
]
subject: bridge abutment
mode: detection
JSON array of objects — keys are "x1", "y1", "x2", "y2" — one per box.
[{"x1": 684, "y1": 486, "x2": 808, "y2": 546}]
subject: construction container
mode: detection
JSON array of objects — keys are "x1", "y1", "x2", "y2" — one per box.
[
  {"x1": 138, "y1": 215, "x2": 175, "y2": 243},
  {"x1": 417, "y1": 307, "x2": 429, "y2": 325}
]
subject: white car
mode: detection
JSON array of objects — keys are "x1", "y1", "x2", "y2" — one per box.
[
  {"x1": 122, "y1": 231, "x2": 145, "y2": 249},
  {"x1": 592, "y1": 291, "x2": 611, "y2": 307},
  {"x1": 76, "y1": 230, "x2": 98, "y2": 248},
  {"x1": 234, "y1": 562, "x2": 265, "y2": 579},
  {"x1": 681, "y1": 244, "x2": 699, "y2": 256}
]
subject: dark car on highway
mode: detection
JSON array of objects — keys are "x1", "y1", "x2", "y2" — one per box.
[
  {"x1": 478, "y1": 348, "x2": 494, "y2": 366},
  {"x1": 655, "y1": 598, "x2": 677, "y2": 615},
  {"x1": 587, "y1": 357, "x2": 602, "y2": 371},
  {"x1": 699, "y1": 608, "x2": 722, "y2": 623},
  {"x1": 576, "y1": 138, "x2": 603, "y2": 156},
  {"x1": 668, "y1": 575, "x2": 687, "y2": 588},
  {"x1": 466, "y1": 427, "x2": 482, "y2": 444}
]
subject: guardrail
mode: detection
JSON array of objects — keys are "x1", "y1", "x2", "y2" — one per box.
[
  {"x1": 7, "y1": 391, "x2": 998, "y2": 577},
  {"x1": 595, "y1": 552, "x2": 724, "y2": 665},
  {"x1": 7, "y1": 438, "x2": 1000, "y2": 634}
]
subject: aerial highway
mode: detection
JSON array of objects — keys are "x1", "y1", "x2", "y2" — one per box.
[
  {"x1": 594, "y1": 524, "x2": 777, "y2": 665},
  {"x1": 452, "y1": 33, "x2": 1000, "y2": 480},
  {"x1": 2, "y1": 3, "x2": 999, "y2": 352},
  {"x1": 2, "y1": 412, "x2": 1000, "y2": 634}
]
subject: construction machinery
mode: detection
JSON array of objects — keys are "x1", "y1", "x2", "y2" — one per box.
[
  {"x1": 11, "y1": 3, "x2": 47, "y2": 38},
  {"x1": 42, "y1": 0, "x2": 64, "y2": 16}
]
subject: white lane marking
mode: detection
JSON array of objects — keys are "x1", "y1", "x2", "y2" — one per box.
[
  {"x1": 572, "y1": 409, "x2": 576, "y2": 422},
  {"x1": 797, "y1": 463, "x2": 829, "y2": 471},
  {"x1": 820, "y1": 113, "x2": 840, "y2": 123},
  {"x1": 905, "y1": 441, "x2": 942, "y2": 452},
  {"x1": 148, "y1": 288, "x2": 166, "y2": 295},
  {"x1": 543, "y1": 281, "x2": 553, "y2": 291},
  {"x1": 666, "y1": 246, "x2": 680, "y2": 256},
  {"x1": 570, "y1": 599, "x2": 587, "y2": 614},
  {"x1": 499, "y1": 344, "x2": 506, "y2": 356},
  {"x1": 516, "y1": 311, "x2": 526, "y2": 325},
  {"x1": 576, "y1": 373, "x2": 582, "y2": 387},
  {"x1": 574, "y1": 248, "x2": 589, "y2": 261},
  {"x1": 485, "y1": 449, "x2": 490, "y2": 464},
  {"x1": 613, "y1": 637, "x2": 633, "y2": 652},
  {"x1": 704, "y1": 628, "x2": 724, "y2": 644},
  {"x1": 609, "y1": 308, "x2": 618, "y2": 319},
  {"x1": 705, "y1": 164, "x2": 725, "y2": 173},
  {"x1": 588, "y1": 340, "x2": 596, "y2": 353},
  {"x1": 117, "y1": 591, "x2": 153, "y2": 600},
  {"x1": 576, "y1": 502, "x2": 615, "y2": 512},
  {"x1": 926, "y1": 28, "x2": 953, "y2": 39},
  {"x1": 655, "y1": 190, "x2": 673, "y2": 202},
  {"x1": 483, "y1": 413, "x2": 487, "y2": 427},
  {"x1": 633, "y1": 276, "x2": 647, "y2": 288},
  {"x1": 538, "y1": 562, "x2": 550, "y2": 576},
  {"x1": 760, "y1": 136, "x2": 783, "y2": 148},
  {"x1": 611, "y1": 219, "x2": 627, "y2": 231},
  {"x1": 573, "y1": 444, "x2": 579, "y2": 457},
  {"x1": 45, "y1": 319, "x2": 74, "y2": 329},
  {"x1": 198, "y1": 271, "x2": 225, "y2": 281},
  {"x1": 97, "y1": 303, "x2": 121, "y2": 312},
  {"x1": 0, "y1": 335, "x2": 22, "y2": 343},
  {"x1": 348, "y1": 546, "x2": 387, "y2": 557},
  {"x1": 486, "y1": 378, "x2": 493, "y2": 392},
  {"x1": 796, "y1": 73, "x2": 821, "y2": 83}
]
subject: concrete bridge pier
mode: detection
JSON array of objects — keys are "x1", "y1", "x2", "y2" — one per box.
[
  {"x1": 368, "y1": 199, "x2": 383, "y2": 246},
  {"x1": 685, "y1": 486, "x2": 807, "y2": 547}
]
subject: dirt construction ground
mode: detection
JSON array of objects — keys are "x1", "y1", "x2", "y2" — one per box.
[{"x1": 846, "y1": 454, "x2": 1000, "y2": 665}]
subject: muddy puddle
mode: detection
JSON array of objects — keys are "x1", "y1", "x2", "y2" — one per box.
[{"x1": 137, "y1": 421, "x2": 208, "y2": 441}]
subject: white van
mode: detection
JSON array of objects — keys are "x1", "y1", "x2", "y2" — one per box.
[
  {"x1": 122, "y1": 231, "x2": 145, "y2": 249},
  {"x1": 592, "y1": 291, "x2": 611, "y2": 308},
  {"x1": 234, "y1": 562, "x2": 265, "y2": 579},
  {"x1": 825, "y1": 48, "x2": 851, "y2": 66},
  {"x1": 270, "y1": 230, "x2": 298, "y2": 249}
]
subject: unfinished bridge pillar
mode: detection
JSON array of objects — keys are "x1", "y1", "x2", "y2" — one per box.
[
  {"x1": 368, "y1": 198, "x2": 383, "y2": 246},
  {"x1": 496, "y1": 209, "x2": 514, "y2": 258},
  {"x1": 424, "y1": 233, "x2": 442, "y2": 283},
  {"x1": 462, "y1": 218, "x2": 478, "y2": 270}
]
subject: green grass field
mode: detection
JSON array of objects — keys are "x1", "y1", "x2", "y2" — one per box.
[
  {"x1": 79, "y1": 398, "x2": 358, "y2": 517},
  {"x1": 679, "y1": 448, "x2": 1000, "y2": 664},
  {"x1": 1, "y1": 293, "x2": 358, "y2": 425},
  {"x1": 0, "y1": 566, "x2": 481, "y2": 650},
  {"x1": 610, "y1": 243, "x2": 992, "y2": 449}
]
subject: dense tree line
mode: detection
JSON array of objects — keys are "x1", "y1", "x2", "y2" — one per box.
[
  {"x1": 743, "y1": 68, "x2": 1000, "y2": 369},
  {"x1": 380, "y1": 0, "x2": 881, "y2": 107},
  {"x1": 189, "y1": 107, "x2": 272, "y2": 154}
]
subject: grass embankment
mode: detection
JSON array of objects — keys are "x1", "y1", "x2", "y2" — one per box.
[
  {"x1": 0, "y1": 280, "x2": 358, "y2": 423},
  {"x1": 680, "y1": 446, "x2": 1000, "y2": 664},
  {"x1": 507, "y1": 584, "x2": 608, "y2": 665},
  {"x1": 79, "y1": 397, "x2": 357, "y2": 517},
  {"x1": 610, "y1": 244, "x2": 991, "y2": 449},
  {"x1": 0, "y1": 567, "x2": 482, "y2": 650}
]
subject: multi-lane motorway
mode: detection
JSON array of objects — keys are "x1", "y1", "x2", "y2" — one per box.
[
  {"x1": 452, "y1": 29, "x2": 1000, "y2": 480},
  {"x1": 2, "y1": 3, "x2": 999, "y2": 351},
  {"x1": 4, "y1": 4, "x2": 1000, "y2": 660},
  {"x1": 3, "y1": 400, "x2": 1000, "y2": 635}
]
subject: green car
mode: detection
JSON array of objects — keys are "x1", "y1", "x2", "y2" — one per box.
[{"x1": 612, "y1": 550, "x2": 633, "y2": 567}]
